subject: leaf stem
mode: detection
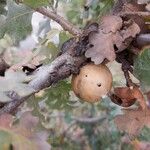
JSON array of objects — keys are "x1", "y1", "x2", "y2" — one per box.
[{"x1": 36, "y1": 7, "x2": 82, "y2": 36}]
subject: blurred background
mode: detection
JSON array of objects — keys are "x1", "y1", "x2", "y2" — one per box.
[{"x1": 0, "y1": 0, "x2": 150, "y2": 149}]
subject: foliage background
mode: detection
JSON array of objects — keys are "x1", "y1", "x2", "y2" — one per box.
[{"x1": 0, "y1": 0, "x2": 150, "y2": 149}]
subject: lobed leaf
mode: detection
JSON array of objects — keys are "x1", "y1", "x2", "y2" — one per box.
[
  {"x1": 111, "y1": 86, "x2": 146, "y2": 109},
  {"x1": 0, "y1": 0, "x2": 32, "y2": 45},
  {"x1": 115, "y1": 108, "x2": 150, "y2": 136},
  {"x1": 0, "y1": 112, "x2": 51, "y2": 150},
  {"x1": 85, "y1": 15, "x2": 140, "y2": 64},
  {"x1": 45, "y1": 80, "x2": 74, "y2": 110}
]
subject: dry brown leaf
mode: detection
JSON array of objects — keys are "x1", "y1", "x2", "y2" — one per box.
[
  {"x1": 122, "y1": 22, "x2": 140, "y2": 39},
  {"x1": 100, "y1": 15, "x2": 123, "y2": 33},
  {"x1": 114, "y1": 87, "x2": 136, "y2": 100},
  {"x1": 114, "y1": 21, "x2": 140, "y2": 52},
  {"x1": 0, "y1": 113, "x2": 13, "y2": 128},
  {"x1": 85, "y1": 15, "x2": 140, "y2": 64},
  {"x1": 5, "y1": 49, "x2": 46, "y2": 71},
  {"x1": 85, "y1": 15, "x2": 122, "y2": 64},
  {"x1": 85, "y1": 30, "x2": 117, "y2": 64},
  {"x1": 24, "y1": 55, "x2": 46, "y2": 69},
  {"x1": 132, "y1": 140, "x2": 150, "y2": 150},
  {"x1": 112, "y1": 86, "x2": 146, "y2": 109},
  {"x1": 0, "y1": 112, "x2": 51, "y2": 150},
  {"x1": 110, "y1": 89, "x2": 136, "y2": 108},
  {"x1": 115, "y1": 108, "x2": 150, "y2": 136}
]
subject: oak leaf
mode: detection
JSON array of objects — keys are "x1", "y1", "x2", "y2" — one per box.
[
  {"x1": 111, "y1": 86, "x2": 146, "y2": 109},
  {"x1": 115, "y1": 108, "x2": 150, "y2": 136},
  {"x1": 85, "y1": 30, "x2": 116, "y2": 64},
  {"x1": 100, "y1": 15, "x2": 123, "y2": 33},
  {"x1": 0, "y1": 112, "x2": 51, "y2": 150},
  {"x1": 85, "y1": 15, "x2": 122, "y2": 64},
  {"x1": 114, "y1": 21, "x2": 141, "y2": 52},
  {"x1": 6, "y1": 49, "x2": 46, "y2": 71},
  {"x1": 85, "y1": 15, "x2": 140, "y2": 64}
]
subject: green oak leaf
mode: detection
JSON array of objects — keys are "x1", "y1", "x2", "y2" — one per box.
[
  {"x1": 134, "y1": 48, "x2": 150, "y2": 92},
  {"x1": 59, "y1": 31, "x2": 72, "y2": 48},
  {"x1": 0, "y1": 0, "x2": 32, "y2": 45},
  {"x1": 45, "y1": 81, "x2": 72, "y2": 110}
]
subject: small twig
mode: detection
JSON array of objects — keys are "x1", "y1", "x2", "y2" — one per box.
[
  {"x1": 36, "y1": 7, "x2": 82, "y2": 36},
  {"x1": 135, "y1": 34, "x2": 150, "y2": 48},
  {"x1": 116, "y1": 51, "x2": 134, "y2": 87},
  {"x1": 120, "y1": 11, "x2": 150, "y2": 17},
  {"x1": 122, "y1": 68, "x2": 134, "y2": 87},
  {"x1": 50, "y1": 0, "x2": 59, "y2": 14},
  {"x1": 54, "y1": 0, "x2": 59, "y2": 10}
]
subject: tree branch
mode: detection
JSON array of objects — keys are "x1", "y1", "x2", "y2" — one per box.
[
  {"x1": 0, "y1": 20, "x2": 98, "y2": 115},
  {"x1": 0, "y1": 53, "x2": 87, "y2": 114},
  {"x1": 135, "y1": 34, "x2": 150, "y2": 48},
  {"x1": 36, "y1": 7, "x2": 82, "y2": 36},
  {"x1": 1, "y1": 1, "x2": 150, "y2": 114}
]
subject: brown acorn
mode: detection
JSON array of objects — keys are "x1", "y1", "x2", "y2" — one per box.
[{"x1": 71, "y1": 63, "x2": 112, "y2": 103}]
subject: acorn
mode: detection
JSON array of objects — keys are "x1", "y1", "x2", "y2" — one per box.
[{"x1": 71, "y1": 63, "x2": 112, "y2": 103}]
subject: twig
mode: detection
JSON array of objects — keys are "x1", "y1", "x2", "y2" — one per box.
[
  {"x1": 120, "y1": 11, "x2": 150, "y2": 17},
  {"x1": 135, "y1": 34, "x2": 150, "y2": 48},
  {"x1": 122, "y1": 65, "x2": 135, "y2": 87},
  {"x1": 116, "y1": 51, "x2": 134, "y2": 87},
  {"x1": 36, "y1": 7, "x2": 82, "y2": 36},
  {"x1": 0, "y1": 95, "x2": 31, "y2": 114},
  {"x1": 50, "y1": 0, "x2": 59, "y2": 14},
  {"x1": 54, "y1": 0, "x2": 59, "y2": 10}
]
